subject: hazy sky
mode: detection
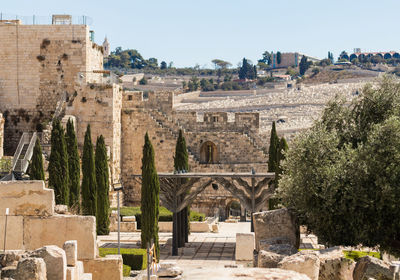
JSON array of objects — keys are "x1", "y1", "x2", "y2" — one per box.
[{"x1": 3, "y1": 0, "x2": 400, "y2": 67}]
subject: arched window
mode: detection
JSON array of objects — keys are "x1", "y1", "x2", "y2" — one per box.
[{"x1": 200, "y1": 141, "x2": 218, "y2": 164}]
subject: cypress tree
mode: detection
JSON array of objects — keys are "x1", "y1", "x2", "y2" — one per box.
[
  {"x1": 276, "y1": 137, "x2": 288, "y2": 181},
  {"x1": 95, "y1": 135, "x2": 110, "y2": 235},
  {"x1": 174, "y1": 130, "x2": 189, "y2": 247},
  {"x1": 66, "y1": 119, "x2": 81, "y2": 211},
  {"x1": 81, "y1": 124, "x2": 97, "y2": 216},
  {"x1": 28, "y1": 138, "x2": 45, "y2": 180},
  {"x1": 141, "y1": 133, "x2": 160, "y2": 260},
  {"x1": 49, "y1": 119, "x2": 69, "y2": 205},
  {"x1": 267, "y1": 121, "x2": 279, "y2": 172},
  {"x1": 277, "y1": 51, "x2": 282, "y2": 65}
]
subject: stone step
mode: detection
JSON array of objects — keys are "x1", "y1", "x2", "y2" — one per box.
[{"x1": 81, "y1": 273, "x2": 92, "y2": 280}]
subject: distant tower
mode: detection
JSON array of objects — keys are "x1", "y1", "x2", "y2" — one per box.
[{"x1": 102, "y1": 36, "x2": 110, "y2": 57}]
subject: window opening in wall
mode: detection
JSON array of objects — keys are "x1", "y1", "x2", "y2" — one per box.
[
  {"x1": 128, "y1": 95, "x2": 133, "y2": 101},
  {"x1": 213, "y1": 116, "x2": 218, "y2": 123},
  {"x1": 200, "y1": 141, "x2": 218, "y2": 164}
]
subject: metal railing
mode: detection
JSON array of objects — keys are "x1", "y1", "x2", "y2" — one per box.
[
  {"x1": 11, "y1": 132, "x2": 37, "y2": 173},
  {"x1": 19, "y1": 133, "x2": 37, "y2": 173},
  {"x1": 0, "y1": 13, "x2": 93, "y2": 25},
  {"x1": 11, "y1": 133, "x2": 31, "y2": 171}
]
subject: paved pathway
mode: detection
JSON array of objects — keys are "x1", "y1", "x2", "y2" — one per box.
[{"x1": 99, "y1": 221, "x2": 319, "y2": 277}]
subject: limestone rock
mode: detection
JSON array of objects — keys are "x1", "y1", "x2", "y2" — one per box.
[
  {"x1": 63, "y1": 240, "x2": 77, "y2": 266},
  {"x1": 260, "y1": 242, "x2": 298, "y2": 256},
  {"x1": 258, "y1": 250, "x2": 286, "y2": 268},
  {"x1": 158, "y1": 266, "x2": 183, "y2": 277},
  {"x1": 55, "y1": 205, "x2": 68, "y2": 214},
  {"x1": 253, "y1": 208, "x2": 299, "y2": 251},
  {"x1": 278, "y1": 251, "x2": 320, "y2": 280},
  {"x1": 1, "y1": 266, "x2": 17, "y2": 279},
  {"x1": 0, "y1": 250, "x2": 28, "y2": 267},
  {"x1": 15, "y1": 257, "x2": 47, "y2": 280},
  {"x1": 31, "y1": 245, "x2": 67, "y2": 280},
  {"x1": 319, "y1": 246, "x2": 355, "y2": 280},
  {"x1": 353, "y1": 256, "x2": 392, "y2": 280}
]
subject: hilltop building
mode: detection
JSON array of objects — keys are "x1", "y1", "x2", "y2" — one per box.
[
  {"x1": 270, "y1": 52, "x2": 320, "y2": 69},
  {"x1": 103, "y1": 36, "x2": 110, "y2": 57}
]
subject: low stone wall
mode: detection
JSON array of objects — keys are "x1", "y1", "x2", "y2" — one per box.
[
  {"x1": 0, "y1": 180, "x2": 97, "y2": 261},
  {"x1": 158, "y1": 221, "x2": 211, "y2": 232}
]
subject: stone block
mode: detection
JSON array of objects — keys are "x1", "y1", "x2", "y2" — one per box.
[
  {"x1": 157, "y1": 265, "x2": 183, "y2": 277},
  {"x1": 353, "y1": 256, "x2": 392, "y2": 280},
  {"x1": 158, "y1": 221, "x2": 173, "y2": 232},
  {"x1": 253, "y1": 208, "x2": 299, "y2": 251},
  {"x1": 76, "y1": 261, "x2": 84, "y2": 279},
  {"x1": 278, "y1": 251, "x2": 320, "y2": 280},
  {"x1": 15, "y1": 257, "x2": 47, "y2": 280},
  {"x1": 55, "y1": 205, "x2": 68, "y2": 214},
  {"x1": 0, "y1": 216, "x2": 24, "y2": 250},
  {"x1": 111, "y1": 221, "x2": 137, "y2": 232},
  {"x1": 122, "y1": 215, "x2": 136, "y2": 222},
  {"x1": 258, "y1": 250, "x2": 286, "y2": 268},
  {"x1": 30, "y1": 245, "x2": 67, "y2": 280},
  {"x1": 66, "y1": 266, "x2": 77, "y2": 280},
  {"x1": 190, "y1": 221, "x2": 211, "y2": 232},
  {"x1": 63, "y1": 240, "x2": 78, "y2": 266},
  {"x1": 0, "y1": 181, "x2": 54, "y2": 216},
  {"x1": 319, "y1": 246, "x2": 355, "y2": 280},
  {"x1": 24, "y1": 215, "x2": 96, "y2": 260},
  {"x1": 211, "y1": 223, "x2": 219, "y2": 233},
  {"x1": 81, "y1": 273, "x2": 93, "y2": 280},
  {"x1": 235, "y1": 232, "x2": 255, "y2": 261},
  {"x1": 260, "y1": 242, "x2": 297, "y2": 256},
  {"x1": 83, "y1": 255, "x2": 123, "y2": 280}
]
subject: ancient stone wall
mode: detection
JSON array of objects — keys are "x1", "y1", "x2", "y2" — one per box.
[
  {"x1": 0, "y1": 23, "x2": 104, "y2": 154},
  {"x1": 65, "y1": 83, "x2": 122, "y2": 183},
  {"x1": 0, "y1": 113, "x2": 3, "y2": 158}
]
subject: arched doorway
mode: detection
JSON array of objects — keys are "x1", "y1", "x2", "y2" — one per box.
[{"x1": 200, "y1": 141, "x2": 218, "y2": 164}]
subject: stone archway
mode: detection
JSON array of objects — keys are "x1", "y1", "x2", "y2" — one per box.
[{"x1": 200, "y1": 141, "x2": 218, "y2": 164}]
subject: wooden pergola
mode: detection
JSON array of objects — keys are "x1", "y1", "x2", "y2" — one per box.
[{"x1": 130, "y1": 172, "x2": 275, "y2": 255}]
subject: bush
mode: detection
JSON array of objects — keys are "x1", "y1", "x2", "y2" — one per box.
[
  {"x1": 99, "y1": 248, "x2": 147, "y2": 270},
  {"x1": 112, "y1": 206, "x2": 205, "y2": 227},
  {"x1": 123, "y1": 264, "x2": 131, "y2": 276},
  {"x1": 190, "y1": 210, "x2": 205, "y2": 221},
  {"x1": 343, "y1": 251, "x2": 380, "y2": 262}
]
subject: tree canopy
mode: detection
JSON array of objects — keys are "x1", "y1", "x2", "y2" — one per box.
[
  {"x1": 279, "y1": 77, "x2": 400, "y2": 256},
  {"x1": 239, "y1": 58, "x2": 257, "y2": 80}
]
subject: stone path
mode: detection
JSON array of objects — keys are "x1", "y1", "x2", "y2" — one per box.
[{"x1": 99, "y1": 222, "x2": 320, "y2": 267}]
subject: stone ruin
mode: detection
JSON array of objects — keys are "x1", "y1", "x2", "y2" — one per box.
[
  {"x1": 233, "y1": 208, "x2": 399, "y2": 280},
  {"x1": 0, "y1": 180, "x2": 123, "y2": 280}
]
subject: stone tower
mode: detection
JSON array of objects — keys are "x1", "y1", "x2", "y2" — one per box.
[{"x1": 103, "y1": 36, "x2": 110, "y2": 57}]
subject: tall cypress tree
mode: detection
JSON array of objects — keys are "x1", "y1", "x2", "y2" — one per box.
[
  {"x1": 81, "y1": 124, "x2": 97, "y2": 216},
  {"x1": 48, "y1": 119, "x2": 69, "y2": 205},
  {"x1": 28, "y1": 138, "x2": 45, "y2": 180},
  {"x1": 268, "y1": 121, "x2": 279, "y2": 172},
  {"x1": 174, "y1": 130, "x2": 189, "y2": 247},
  {"x1": 95, "y1": 135, "x2": 110, "y2": 235},
  {"x1": 141, "y1": 133, "x2": 160, "y2": 260},
  {"x1": 276, "y1": 137, "x2": 288, "y2": 182},
  {"x1": 66, "y1": 119, "x2": 81, "y2": 211}
]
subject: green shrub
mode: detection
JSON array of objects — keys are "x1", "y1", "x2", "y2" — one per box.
[
  {"x1": 98, "y1": 248, "x2": 147, "y2": 270},
  {"x1": 123, "y1": 264, "x2": 131, "y2": 276},
  {"x1": 190, "y1": 210, "x2": 205, "y2": 221},
  {"x1": 343, "y1": 250, "x2": 380, "y2": 262},
  {"x1": 111, "y1": 206, "x2": 205, "y2": 228}
]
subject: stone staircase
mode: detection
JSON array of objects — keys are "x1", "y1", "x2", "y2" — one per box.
[{"x1": 146, "y1": 109, "x2": 201, "y2": 165}]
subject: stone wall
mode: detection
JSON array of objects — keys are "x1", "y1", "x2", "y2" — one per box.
[
  {"x1": 0, "y1": 181, "x2": 97, "y2": 260},
  {"x1": 66, "y1": 83, "x2": 122, "y2": 183},
  {"x1": 121, "y1": 105, "x2": 268, "y2": 211},
  {"x1": 0, "y1": 23, "x2": 104, "y2": 155},
  {"x1": 0, "y1": 113, "x2": 4, "y2": 157}
]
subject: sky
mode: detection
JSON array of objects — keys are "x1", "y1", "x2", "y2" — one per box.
[{"x1": 2, "y1": 0, "x2": 400, "y2": 68}]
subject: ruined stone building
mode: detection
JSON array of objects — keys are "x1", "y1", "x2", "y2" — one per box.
[{"x1": 0, "y1": 16, "x2": 270, "y2": 218}]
